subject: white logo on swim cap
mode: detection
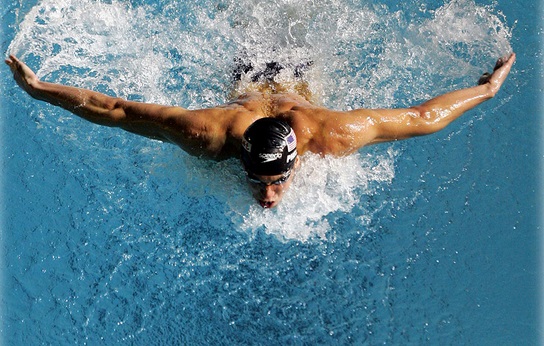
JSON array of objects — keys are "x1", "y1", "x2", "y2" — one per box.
[
  {"x1": 259, "y1": 152, "x2": 283, "y2": 163},
  {"x1": 286, "y1": 150, "x2": 297, "y2": 163}
]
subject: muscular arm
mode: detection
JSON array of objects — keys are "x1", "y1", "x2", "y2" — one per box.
[
  {"x1": 5, "y1": 55, "x2": 233, "y2": 158},
  {"x1": 320, "y1": 54, "x2": 515, "y2": 154}
]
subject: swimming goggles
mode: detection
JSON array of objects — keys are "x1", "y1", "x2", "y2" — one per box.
[{"x1": 246, "y1": 170, "x2": 292, "y2": 186}]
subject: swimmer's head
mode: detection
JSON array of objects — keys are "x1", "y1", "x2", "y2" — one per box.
[
  {"x1": 241, "y1": 118, "x2": 299, "y2": 208},
  {"x1": 241, "y1": 118, "x2": 298, "y2": 175}
]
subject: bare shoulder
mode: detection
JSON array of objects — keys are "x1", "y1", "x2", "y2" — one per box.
[
  {"x1": 117, "y1": 99, "x2": 256, "y2": 160},
  {"x1": 165, "y1": 103, "x2": 260, "y2": 160},
  {"x1": 273, "y1": 96, "x2": 377, "y2": 156},
  {"x1": 203, "y1": 91, "x2": 378, "y2": 157}
]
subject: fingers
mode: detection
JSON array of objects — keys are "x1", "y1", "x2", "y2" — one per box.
[
  {"x1": 5, "y1": 55, "x2": 34, "y2": 78},
  {"x1": 5, "y1": 55, "x2": 42, "y2": 95},
  {"x1": 493, "y1": 53, "x2": 515, "y2": 77},
  {"x1": 5, "y1": 54, "x2": 16, "y2": 65},
  {"x1": 504, "y1": 52, "x2": 516, "y2": 66},
  {"x1": 493, "y1": 53, "x2": 515, "y2": 71},
  {"x1": 5, "y1": 55, "x2": 14, "y2": 67},
  {"x1": 487, "y1": 52, "x2": 515, "y2": 94},
  {"x1": 5, "y1": 55, "x2": 20, "y2": 73},
  {"x1": 6, "y1": 57, "x2": 22, "y2": 80},
  {"x1": 493, "y1": 57, "x2": 505, "y2": 71},
  {"x1": 5, "y1": 55, "x2": 26, "y2": 70},
  {"x1": 478, "y1": 52, "x2": 515, "y2": 86}
]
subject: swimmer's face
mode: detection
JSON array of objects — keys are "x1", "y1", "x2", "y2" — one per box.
[{"x1": 245, "y1": 157, "x2": 300, "y2": 209}]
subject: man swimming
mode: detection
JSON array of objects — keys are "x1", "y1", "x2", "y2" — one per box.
[{"x1": 5, "y1": 53, "x2": 515, "y2": 208}]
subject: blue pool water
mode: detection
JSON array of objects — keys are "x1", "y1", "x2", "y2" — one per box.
[{"x1": 1, "y1": 0, "x2": 541, "y2": 344}]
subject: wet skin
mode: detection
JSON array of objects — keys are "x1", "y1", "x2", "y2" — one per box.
[
  {"x1": 5, "y1": 54, "x2": 516, "y2": 209},
  {"x1": 245, "y1": 156, "x2": 300, "y2": 208},
  {"x1": 246, "y1": 171, "x2": 296, "y2": 209}
]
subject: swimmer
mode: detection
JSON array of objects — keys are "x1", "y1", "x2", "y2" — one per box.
[{"x1": 5, "y1": 53, "x2": 515, "y2": 208}]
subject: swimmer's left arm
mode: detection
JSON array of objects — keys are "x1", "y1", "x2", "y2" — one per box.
[
  {"x1": 352, "y1": 53, "x2": 516, "y2": 146},
  {"x1": 310, "y1": 54, "x2": 515, "y2": 156}
]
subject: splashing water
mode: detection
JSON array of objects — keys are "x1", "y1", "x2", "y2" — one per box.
[
  {"x1": 162, "y1": 150, "x2": 396, "y2": 242},
  {"x1": 8, "y1": 0, "x2": 512, "y2": 241}
]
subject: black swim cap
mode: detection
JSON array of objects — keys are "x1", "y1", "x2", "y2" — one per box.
[{"x1": 241, "y1": 118, "x2": 298, "y2": 176}]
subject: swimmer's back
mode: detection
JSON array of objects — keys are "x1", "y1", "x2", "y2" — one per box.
[{"x1": 221, "y1": 92, "x2": 370, "y2": 156}]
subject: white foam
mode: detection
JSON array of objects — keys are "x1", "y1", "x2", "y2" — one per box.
[
  {"x1": 236, "y1": 151, "x2": 397, "y2": 241},
  {"x1": 163, "y1": 149, "x2": 396, "y2": 242},
  {"x1": 9, "y1": 0, "x2": 512, "y2": 106},
  {"x1": 9, "y1": 0, "x2": 173, "y2": 104}
]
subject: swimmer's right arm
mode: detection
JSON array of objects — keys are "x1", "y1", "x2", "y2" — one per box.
[{"x1": 5, "y1": 55, "x2": 229, "y2": 158}]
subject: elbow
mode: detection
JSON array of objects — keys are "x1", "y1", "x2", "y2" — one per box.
[
  {"x1": 108, "y1": 98, "x2": 126, "y2": 112},
  {"x1": 107, "y1": 98, "x2": 129, "y2": 122},
  {"x1": 95, "y1": 99, "x2": 127, "y2": 126},
  {"x1": 411, "y1": 106, "x2": 437, "y2": 123},
  {"x1": 412, "y1": 104, "x2": 459, "y2": 124},
  {"x1": 409, "y1": 106, "x2": 447, "y2": 134}
]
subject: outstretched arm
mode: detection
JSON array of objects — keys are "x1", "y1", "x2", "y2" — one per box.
[
  {"x1": 5, "y1": 55, "x2": 189, "y2": 138},
  {"x1": 317, "y1": 53, "x2": 516, "y2": 155},
  {"x1": 361, "y1": 53, "x2": 516, "y2": 145},
  {"x1": 5, "y1": 55, "x2": 233, "y2": 158}
]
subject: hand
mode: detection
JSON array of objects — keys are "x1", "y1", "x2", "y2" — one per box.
[
  {"x1": 5, "y1": 55, "x2": 41, "y2": 97},
  {"x1": 477, "y1": 53, "x2": 516, "y2": 94}
]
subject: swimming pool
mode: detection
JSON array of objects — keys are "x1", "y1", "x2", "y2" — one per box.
[{"x1": 1, "y1": 0, "x2": 541, "y2": 344}]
